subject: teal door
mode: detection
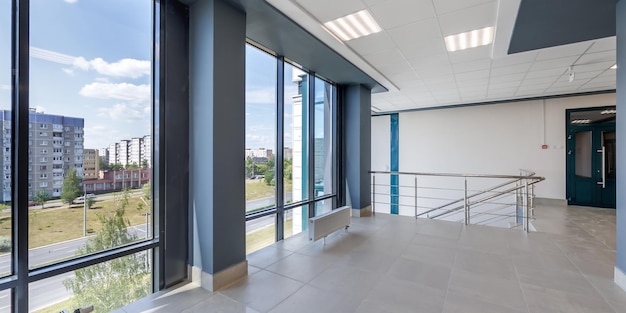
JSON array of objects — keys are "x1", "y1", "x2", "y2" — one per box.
[{"x1": 566, "y1": 108, "x2": 616, "y2": 208}]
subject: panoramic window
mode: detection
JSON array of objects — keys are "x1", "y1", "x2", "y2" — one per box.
[
  {"x1": 26, "y1": 0, "x2": 154, "y2": 310},
  {"x1": 245, "y1": 45, "x2": 277, "y2": 253},
  {"x1": 0, "y1": 0, "x2": 11, "y2": 279},
  {"x1": 313, "y1": 76, "x2": 334, "y2": 215}
]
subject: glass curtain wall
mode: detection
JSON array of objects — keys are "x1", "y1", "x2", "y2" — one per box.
[
  {"x1": 0, "y1": 1, "x2": 158, "y2": 312},
  {"x1": 245, "y1": 45, "x2": 277, "y2": 254},
  {"x1": 0, "y1": 0, "x2": 11, "y2": 280},
  {"x1": 245, "y1": 44, "x2": 338, "y2": 250}
]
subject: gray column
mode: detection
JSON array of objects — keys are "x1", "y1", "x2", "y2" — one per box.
[
  {"x1": 616, "y1": 0, "x2": 626, "y2": 291},
  {"x1": 188, "y1": 0, "x2": 247, "y2": 291},
  {"x1": 344, "y1": 84, "x2": 372, "y2": 216}
]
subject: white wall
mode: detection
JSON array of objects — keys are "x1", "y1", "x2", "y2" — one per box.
[{"x1": 371, "y1": 93, "x2": 616, "y2": 200}]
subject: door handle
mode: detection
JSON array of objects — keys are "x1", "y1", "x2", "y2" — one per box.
[{"x1": 597, "y1": 146, "x2": 606, "y2": 188}]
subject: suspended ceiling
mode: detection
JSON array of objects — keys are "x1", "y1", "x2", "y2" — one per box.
[{"x1": 265, "y1": 0, "x2": 617, "y2": 113}]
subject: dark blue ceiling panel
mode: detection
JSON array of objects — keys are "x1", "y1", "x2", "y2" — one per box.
[{"x1": 509, "y1": 0, "x2": 615, "y2": 54}]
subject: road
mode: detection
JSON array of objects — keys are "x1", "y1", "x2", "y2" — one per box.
[{"x1": 0, "y1": 194, "x2": 285, "y2": 311}]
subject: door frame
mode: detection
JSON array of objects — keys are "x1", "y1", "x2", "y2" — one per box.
[{"x1": 565, "y1": 106, "x2": 616, "y2": 208}]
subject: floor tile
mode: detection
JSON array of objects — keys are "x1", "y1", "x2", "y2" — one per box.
[
  {"x1": 309, "y1": 264, "x2": 381, "y2": 298},
  {"x1": 521, "y1": 283, "x2": 616, "y2": 313},
  {"x1": 265, "y1": 252, "x2": 338, "y2": 283},
  {"x1": 181, "y1": 293, "x2": 259, "y2": 313},
  {"x1": 268, "y1": 285, "x2": 362, "y2": 313},
  {"x1": 357, "y1": 276, "x2": 446, "y2": 313},
  {"x1": 448, "y1": 268, "x2": 527, "y2": 312},
  {"x1": 219, "y1": 271, "x2": 303, "y2": 312},
  {"x1": 442, "y1": 291, "x2": 528, "y2": 313}
]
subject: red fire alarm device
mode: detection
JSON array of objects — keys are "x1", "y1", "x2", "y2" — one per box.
[{"x1": 541, "y1": 144, "x2": 548, "y2": 149}]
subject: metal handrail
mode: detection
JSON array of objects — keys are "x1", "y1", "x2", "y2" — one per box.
[
  {"x1": 429, "y1": 177, "x2": 544, "y2": 219},
  {"x1": 369, "y1": 170, "x2": 545, "y2": 232}
]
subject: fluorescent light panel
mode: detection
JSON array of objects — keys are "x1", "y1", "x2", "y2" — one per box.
[
  {"x1": 571, "y1": 119, "x2": 591, "y2": 124},
  {"x1": 324, "y1": 10, "x2": 382, "y2": 41},
  {"x1": 444, "y1": 26, "x2": 494, "y2": 52},
  {"x1": 611, "y1": 64, "x2": 617, "y2": 69},
  {"x1": 601, "y1": 109, "x2": 616, "y2": 115}
]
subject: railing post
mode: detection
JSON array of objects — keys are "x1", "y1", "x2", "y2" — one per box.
[
  {"x1": 464, "y1": 177, "x2": 469, "y2": 225},
  {"x1": 414, "y1": 175, "x2": 418, "y2": 219},
  {"x1": 530, "y1": 183, "x2": 535, "y2": 218},
  {"x1": 524, "y1": 179, "x2": 530, "y2": 232},
  {"x1": 372, "y1": 174, "x2": 376, "y2": 216}
]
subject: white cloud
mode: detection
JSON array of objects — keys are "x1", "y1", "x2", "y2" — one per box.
[
  {"x1": 97, "y1": 103, "x2": 147, "y2": 122},
  {"x1": 0, "y1": 85, "x2": 9, "y2": 91},
  {"x1": 30, "y1": 47, "x2": 150, "y2": 79},
  {"x1": 64, "y1": 0, "x2": 79, "y2": 3},
  {"x1": 79, "y1": 82, "x2": 150, "y2": 104},
  {"x1": 34, "y1": 105, "x2": 47, "y2": 113},
  {"x1": 87, "y1": 58, "x2": 150, "y2": 79},
  {"x1": 246, "y1": 88, "x2": 275, "y2": 104}
]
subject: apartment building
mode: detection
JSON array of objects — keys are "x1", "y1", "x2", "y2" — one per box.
[
  {"x1": 0, "y1": 110, "x2": 84, "y2": 201},
  {"x1": 83, "y1": 148, "x2": 99, "y2": 180},
  {"x1": 106, "y1": 135, "x2": 152, "y2": 168}
]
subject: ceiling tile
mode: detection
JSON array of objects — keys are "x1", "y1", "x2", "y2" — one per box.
[
  {"x1": 397, "y1": 39, "x2": 447, "y2": 59},
  {"x1": 362, "y1": 49, "x2": 406, "y2": 66},
  {"x1": 376, "y1": 60, "x2": 413, "y2": 75},
  {"x1": 447, "y1": 45, "x2": 492, "y2": 63},
  {"x1": 369, "y1": 0, "x2": 435, "y2": 30},
  {"x1": 489, "y1": 72, "x2": 526, "y2": 82},
  {"x1": 386, "y1": 19, "x2": 441, "y2": 43},
  {"x1": 491, "y1": 51, "x2": 537, "y2": 68},
  {"x1": 586, "y1": 37, "x2": 616, "y2": 53},
  {"x1": 437, "y1": 1, "x2": 497, "y2": 36},
  {"x1": 294, "y1": 0, "x2": 366, "y2": 22},
  {"x1": 521, "y1": 76, "x2": 558, "y2": 85},
  {"x1": 528, "y1": 56, "x2": 579, "y2": 72},
  {"x1": 455, "y1": 70, "x2": 489, "y2": 81},
  {"x1": 414, "y1": 65, "x2": 454, "y2": 79},
  {"x1": 432, "y1": 0, "x2": 495, "y2": 15},
  {"x1": 488, "y1": 81, "x2": 521, "y2": 89},
  {"x1": 575, "y1": 51, "x2": 615, "y2": 66},
  {"x1": 573, "y1": 61, "x2": 615, "y2": 73},
  {"x1": 524, "y1": 68, "x2": 567, "y2": 79},
  {"x1": 534, "y1": 41, "x2": 592, "y2": 60},
  {"x1": 452, "y1": 59, "x2": 491, "y2": 73},
  {"x1": 490, "y1": 63, "x2": 532, "y2": 76},
  {"x1": 407, "y1": 53, "x2": 450, "y2": 69},
  {"x1": 387, "y1": 71, "x2": 421, "y2": 82},
  {"x1": 347, "y1": 32, "x2": 397, "y2": 56}
]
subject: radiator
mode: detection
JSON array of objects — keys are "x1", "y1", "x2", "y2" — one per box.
[{"x1": 308, "y1": 206, "x2": 351, "y2": 241}]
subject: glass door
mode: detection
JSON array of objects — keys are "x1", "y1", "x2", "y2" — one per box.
[{"x1": 567, "y1": 108, "x2": 616, "y2": 208}]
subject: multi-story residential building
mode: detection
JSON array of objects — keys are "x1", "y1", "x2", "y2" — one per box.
[
  {"x1": 245, "y1": 147, "x2": 273, "y2": 159},
  {"x1": 105, "y1": 135, "x2": 151, "y2": 168},
  {"x1": 0, "y1": 110, "x2": 84, "y2": 201},
  {"x1": 83, "y1": 149, "x2": 99, "y2": 180}
]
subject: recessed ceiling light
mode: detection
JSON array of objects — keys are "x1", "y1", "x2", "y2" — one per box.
[
  {"x1": 444, "y1": 26, "x2": 494, "y2": 52},
  {"x1": 323, "y1": 10, "x2": 382, "y2": 41},
  {"x1": 601, "y1": 109, "x2": 616, "y2": 115},
  {"x1": 571, "y1": 119, "x2": 592, "y2": 124},
  {"x1": 611, "y1": 64, "x2": 617, "y2": 70}
]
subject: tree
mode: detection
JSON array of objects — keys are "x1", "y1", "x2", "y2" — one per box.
[
  {"x1": 141, "y1": 159, "x2": 149, "y2": 169},
  {"x1": 245, "y1": 157, "x2": 257, "y2": 178},
  {"x1": 264, "y1": 156, "x2": 275, "y2": 186},
  {"x1": 142, "y1": 181, "x2": 151, "y2": 200},
  {"x1": 109, "y1": 163, "x2": 124, "y2": 171},
  {"x1": 85, "y1": 197, "x2": 95, "y2": 210},
  {"x1": 63, "y1": 190, "x2": 150, "y2": 312},
  {"x1": 32, "y1": 190, "x2": 51, "y2": 209},
  {"x1": 126, "y1": 163, "x2": 140, "y2": 170},
  {"x1": 61, "y1": 168, "x2": 82, "y2": 206},
  {"x1": 98, "y1": 156, "x2": 109, "y2": 171}
]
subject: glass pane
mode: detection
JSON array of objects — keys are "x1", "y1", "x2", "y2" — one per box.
[
  {"x1": 575, "y1": 131, "x2": 592, "y2": 178},
  {"x1": 604, "y1": 131, "x2": 616, "y2": 179},
  {"x1": 313, "y1": 77, "x2": 333, "y2": 213},
  {"x1": 284, "y1": 63, "x2": 308, "y2": 234},
  {"x1": 0, "y1": 289, "x2": 9, "y2": 312},
  {"x1": 284, "y1": 205, "x2": 308, "y2": 240},
  {"x1": 245, "y1": 45, "x2": 276, "y2": 213},
  {"x1": 29, "y1": 0, "x2": 153, "y2": 267},
  {"x1": 29, "y1": 250, "x2": 151, "y2": 313},
  {"x1": 246, "y1": 215, "x2": 276, "y2": 254},
  {"x1": 0, "y1": 0, "x2": 11, "y2": 279}
]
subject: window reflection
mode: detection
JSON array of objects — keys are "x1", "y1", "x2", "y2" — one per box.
[{"x1": 0, "y1": 0, "x2": 11, "y2": 279}]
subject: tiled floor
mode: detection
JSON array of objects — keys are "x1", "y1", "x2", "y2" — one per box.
[{"x1": 116, "y1": 204, "x2": 626, "y2": 313}]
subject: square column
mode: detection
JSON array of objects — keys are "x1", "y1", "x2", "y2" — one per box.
[{"x1": 188, "y1": 0, "x2": 247, "y2": 291}]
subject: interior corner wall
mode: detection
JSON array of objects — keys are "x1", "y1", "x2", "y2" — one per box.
[
  {"x1": 371, "y1": 115, "x2": 391, "y2": 172},
  {"x1": 344, "y1": 84, "x2": 372, "y2": 210},
  {"x1": 615, "y1": 0, "x2": 626, "y2": 283},
  {"x1": 371, "y1": 93, "x2": 616, "y2": 200}
]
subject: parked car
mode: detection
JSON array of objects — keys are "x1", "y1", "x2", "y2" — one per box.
[{"x1": 75, "y1": 193, "x2": 96, "y2": 202}]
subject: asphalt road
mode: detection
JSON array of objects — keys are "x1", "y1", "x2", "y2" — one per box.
[{"x1": 0, "y1": 195, "x2": 285, "y2": 311}]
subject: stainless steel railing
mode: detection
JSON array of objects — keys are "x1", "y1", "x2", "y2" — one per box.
[{"x1": 369, "y1": 170, "x2": 545, "y2": 231}]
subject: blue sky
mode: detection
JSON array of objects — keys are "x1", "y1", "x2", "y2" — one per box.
[{"x1": 1, "y1": 0, "x2": 152, "y2": 149}]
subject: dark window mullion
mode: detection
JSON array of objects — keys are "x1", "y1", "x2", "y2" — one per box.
[
  {"x1": 275, "y1": 57, "x2": 285, "y2": 241},
  {"x1": 307, "y1": 73, "x2": 315, "y2": 218},
  {"x1": 12, "y1": 0, "x2": 30, "y2": 311}
]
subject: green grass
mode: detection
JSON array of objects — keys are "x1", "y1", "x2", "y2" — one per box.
[
  {"x1": 246, "y1": 218, "x2": 294, "y2": 254},
  {"x1": 245, "y1": 179, "x2": 292, "y2": 202},
  {"x1": 0, "y1": 192, "x2": 150, "y2": 251}
]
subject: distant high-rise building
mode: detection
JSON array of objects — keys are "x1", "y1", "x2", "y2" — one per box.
[
  {"x1": 0, "y1": 110, "x2": 84, "y2": 201},
  {"x1": 245, "y1": 148, "x2": 273, "y2": 160},
  {"x1": 104, "y1": 135, "x2": 151, "y2": 168}
]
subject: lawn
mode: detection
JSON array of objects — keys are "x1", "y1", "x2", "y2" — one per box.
[
  {"x1": 246, "y1": 217, "x2": 294, "y2": 254},
  {"x1": 245, "y1": 179, "x2": 292, "y2": 201},
  {"x1": 0, "y1": 192, "x2": 151, "y2": 251}
]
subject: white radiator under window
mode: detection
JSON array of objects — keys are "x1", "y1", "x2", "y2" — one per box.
[{"x1": 308, "y1": 206, "x2": 351, "y2": 241}]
